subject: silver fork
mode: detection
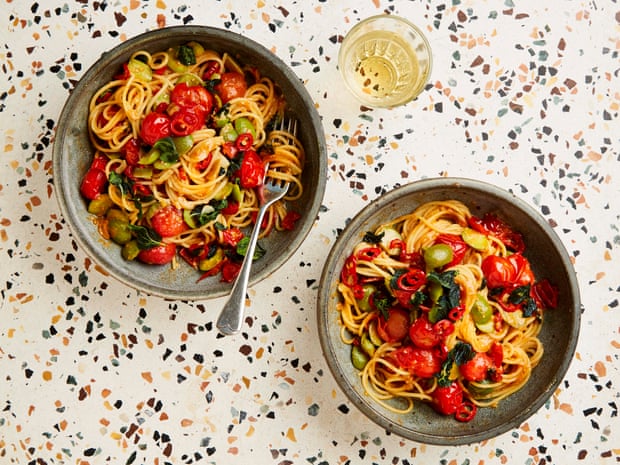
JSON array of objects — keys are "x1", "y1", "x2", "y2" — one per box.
[{"x1": 216, "y1": 118, "x2": 295, "y2": 335}]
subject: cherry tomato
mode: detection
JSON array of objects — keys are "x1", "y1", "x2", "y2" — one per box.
[
  {"x1": 221, "y1": 260, "x2": 242, "y2": 283},
  {"x1": 80, "y1": 156, "x2": 109, "y2": 200},
  {"x1": 409, "y1": 316, "x2": 440, "y2": 349},
  {"x1": 468, "y1": 214, "x2": 525, "y2": 253},
  {"x1": 459, "y1": 352, "x2": 492, "y2": 382},
  {"x1": 488, "y1": 342, "x2": 504, "y2": 367},
  {"x1": 533, "y1": 278, "x2": 559, "y2": 309},
  {"x1": 481, "y1": 255, "x2": 516, "y2": 289},
  {"x1": 221, "y1": 201, "x2": 240, "y2": 216},
  {"x1": 377, "y1": 308, "x2": 410, "y2": 342},
  {"x1": 140, "y1": 112, "x2": 170, "y2": 146},
  {"x1": 138, "y1": 242, "x2": 176, "y2": 265},
  {"x1": 150, "y1": 205, "x2": 188, "y2": 237},
  {"x1": 432, "y1": 382, "x2": 464, "y2": 416},
  {"x1": 215, "y1": 72, "x2": 248, "y2": 103},
  {"x1": 90, "y1": 155, "x2": 108, "y2": 172},
  {"x1": 237, "y1": 150, "x2": 264, "y2": 188},
  {"x1": 391, "y1": 346, "x2": 441, "y2": 378},
  {"x1": 281, "y1": 211, "x2": 301, "y2": 231},
  {"x1": 434, "y1": 234, "x2": 468, "y2": 267},
  {"x1": 122, "y1": 138, "x2": 141, "y2": 166},
  {"x1": 221, "y1": 227, "x2": 244, "y2": 247},
  {"x1": 171, "y1": 83, "x2": 214, "y2": 114},
  {"x1": 170, "y1": 108, "x2": 204, "y2": 136},
  {"x1": 202, "y1": 60, "x2": 221, "y2": 80},
  {"x1": 507, "y1": 253, "x2": 535, "y2": 286},
  {"x1": 221, "y1": 141, "x2": 238, "y2": 159}
]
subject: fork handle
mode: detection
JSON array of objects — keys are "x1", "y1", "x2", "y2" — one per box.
[{"x1": 216, "y1": 203, "x2": 270, "y2": 335}]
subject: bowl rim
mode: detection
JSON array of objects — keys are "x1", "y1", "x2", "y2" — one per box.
[
  {"x1": 317, "y1": 177, "x2": 581, "y2": 444},
  {"x1": 52, "y1": 25, "x2": 327, "y2": 300}
]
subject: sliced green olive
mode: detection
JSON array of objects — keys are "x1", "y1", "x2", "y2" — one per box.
[
  {"x1": 132, "y1": 167, "x2": 153, "y2": 179},
  {"x1": 175, "y1": 73, "x2": 203, "y2": 87},
  {"x1": 356, "y1": 284, "x2": 376, "y2": 312},
  {"x1": 360, "y1": 333, "x2": 376, "y2": 357},
  {"x1": 233, "y1": 117, "x2": 256, "y2": 138},
  {"x1": 424, "y1": 243, "x2": 453, "y2": 269},
  {"x1": 127, "y1": 57, "x2": 152, "y2": 82},
  {"x1": 220, "y1": 123, "x2": 238, "y2": 142},
  {"x1": 106, "y1": 208, "x2": 129, "y2": 223},
  {"x1": 472, "y1": 295, "x2": 493, "y2": 325},
  {"x1": 368, "y1": 319, "x2": 383, "y2": 346},
  {"x1": 139, "y1": 148, "x2": 160, "y2": 165},
  {"x1": 213, "y1": 182, "x2": 234, "y2": 201},
  {"x1": 230, "y1": 183, "x2": 243, "y2": 203},
  {"x1": 121, "y1": 240, "x2": 140, "y2": 261},
  {"x1": 428, "y1": 281, "x2": 443, "y2": 303},
  {"x1": 462, "y1": 227, "x2": 489, "y2": 251},
  {"x1": 173, "y1": 135, "x2": 194, "y2": 155},
  {"x1": 88, "y1": 193, "x2": 114, "y2": 216},
  {"x1": 377, "y1": 226, "x2": 402, "y2": 256},
  {"x1": 167, "y1": 48, "x2": 189, "y2": 73},
  {"x1": 183, "y1": 209, "x2": 197, "y2": 229},
  {"x1": 108, "y1": 219, "x2": 132, "y2": 245},
  {"x1": 351, "y1": 345, "x2": 369, "y2": 370}
]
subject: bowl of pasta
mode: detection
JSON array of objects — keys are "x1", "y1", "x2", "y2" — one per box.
[
  {"x1": 317, "y1": 178, "x2": 580, "y2": 445},
  {"x1": 53, "y1": 26, "x2": 326, "y2": 300}
]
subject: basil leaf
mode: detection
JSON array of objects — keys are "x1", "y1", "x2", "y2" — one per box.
[
  {"x1": 128, "y1": 224, "x2": 162, "y2": 250},
  {"x1": 236, "y1": 237, "x2": 265, "y2": 261},
  {"x1": 508, "y1": 285, "x2": 531, "y2": 304},
  {"x1": 109, "y1": 171, "x2": 131, "y2": 196},
  {"x1": 153, "y1": 137, "x2": 179, "y2": 164},
  {"x1": 436, "y1": 342, "x2": 474, "y2": 387},
  {"x1": 177, "y1": 45, "x2": 196, "y2": 66}
]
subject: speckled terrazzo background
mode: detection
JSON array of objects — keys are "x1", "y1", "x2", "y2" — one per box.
[{"x1": 1, "y1": 0, "x2": 619, "y2": 463}]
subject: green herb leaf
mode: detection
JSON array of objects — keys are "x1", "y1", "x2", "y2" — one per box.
[
  {"x1": 363, "y1": 231, "x2": 384, "y2": 244},
  {"x1": 236, "y1": 237, "x2": 266, "y2": 261},
  {"x1": 508, "y1": 285, "x2": 530, "y2": 304},
  {"x1": 127, "y1": 224, "x2": 162, "y2": 250},
  {"x1": 177, "y1": 45, "x2": 196, "y2": 66},
  {"x1": 153, "y1": 137, "x2": 179, "y2": 164},
  {"x1": 436, "y1": 342, "x2": 474, "y2": 387},
  {"x1": 109, "y1": 171, "x2": 131, "y2": 197}
]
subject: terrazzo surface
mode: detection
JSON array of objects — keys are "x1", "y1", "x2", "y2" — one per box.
[{"x1": 1, "y1": 0, "x2": 619, "y2": 463}]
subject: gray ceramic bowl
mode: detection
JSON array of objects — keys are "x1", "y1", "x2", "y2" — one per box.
[
  {"x1": 317, "y1": 178, "x2": 580, "y2": 445},
  {"x1": 53, "y1": 26, "x2": 326, "y2": 300}
]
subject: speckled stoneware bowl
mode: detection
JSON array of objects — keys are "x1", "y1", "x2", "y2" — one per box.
[
  {"x1": 317, "y1": 178, "x2": 580, "y2": 445},
  {"x1": 53, "y1": 26, "x2": 326, "y2": 300}
]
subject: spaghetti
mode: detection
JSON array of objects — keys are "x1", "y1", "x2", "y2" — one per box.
[
  {"x1": 80, "y1": 42, "x2": 305, "y2": 281},
  {"x1": 336, "y1": 200, "x2": 558, "y2": 422}
]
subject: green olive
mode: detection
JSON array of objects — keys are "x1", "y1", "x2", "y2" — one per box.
[
  {"x1": 351, "y1": 345, "x2": 369, "y2": 370},
  {"x1": 108, "y1": 219, "x2": 132, "y2": 245},
  {"x1": 424, "y1": 243, "x2": 453, "y2": 269},
  {"x1": 472, "y1": 295, "x2": 495, "y2": 332},
  {"x1": 360, "y1": 333, "x2": 376, "y2": 357},
  {"x1": 105, "y1": 208, "x2": 128, "y2": 223},
  {"x1": 356, "y1": 284, "x2": 376, "y2": 312},
  {"x1": 121, "y1": 240, "x2": 140, "y2": 261},
  {"x1": 87, "y1": 194, "x2": 114, "y2": 216},
  {"x1": 233, "y1": 117, "x2": 256, "y2": 138},
  {"x1": 462, "y1": 227, "x2": 489, "y2": 251}
]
